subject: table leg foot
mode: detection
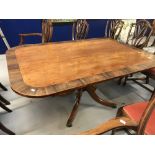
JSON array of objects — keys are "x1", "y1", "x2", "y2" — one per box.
[
  {"x1": 66, "y1": 122, "x2": 72, "y2": 127},
  {"x1": 66, "y1": 89, "x2": 83, "y2": 127},
  {"x1": 0, "y1": 101, "x2": 12, "y2": 112},
  {"x1": 86, "y1": 86, "x2": 117, "y2": 108},
  {"x1": 0, "y1": 122, "x2": 15, "y2": 135}
]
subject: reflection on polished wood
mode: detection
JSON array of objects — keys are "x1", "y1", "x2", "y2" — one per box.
[{"x1": 6, "y1": 38, "x2": 155, "y2": 97}]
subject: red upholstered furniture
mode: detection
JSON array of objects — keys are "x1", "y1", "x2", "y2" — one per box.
[
  {"x1": 123, "y1": 102, "x2": 155, "y2": 135},
  {"x1": 80, "y1": 96, "x2": 155, "y2": 135}
]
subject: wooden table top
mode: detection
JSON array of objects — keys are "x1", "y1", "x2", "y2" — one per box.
[{"x1": 6, "y1": 38, "x2": 155, "y2": 97}]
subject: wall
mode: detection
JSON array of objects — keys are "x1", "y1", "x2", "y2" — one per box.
[{"x1": 0, "y1": 19, "x2": 108, "y2": 54}]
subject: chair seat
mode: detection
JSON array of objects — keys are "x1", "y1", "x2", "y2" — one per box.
[
  {"x1": 123, "y1": 102, "x2": 155, "y2": 135},
  {"x1": 142, "y1": 68, "x2": 155, "y2": 78}
]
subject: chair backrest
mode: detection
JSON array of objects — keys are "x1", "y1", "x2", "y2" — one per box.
[
  {"x1": 105, "y1": 19, "x2": 124, "y2": 40},
  {"x1": 137, "y1": 95, "x2": 155, "y2": 134},
  {"x1": 72, "y1": 19, "x2": 89, "y2": 40},
  {"x1": 42, "y1": 19, "x2": 53, "y2": 43},
  {"x1": 126, "y1": 19, "x2": 153, "y2": 49}
]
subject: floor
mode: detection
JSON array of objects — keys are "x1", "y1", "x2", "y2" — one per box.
[{"x1": 0, "y1": 54, "x2": 154, "y2": 135}]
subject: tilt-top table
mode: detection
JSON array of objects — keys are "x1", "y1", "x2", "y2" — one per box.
[{"x1": 6, "y1": 38, "x2": 155, "y2": 127}]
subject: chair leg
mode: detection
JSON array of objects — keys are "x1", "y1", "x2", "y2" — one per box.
[
  {"x1": 0, "y1": 83, "x2": 7, "y2": 91},
  {"x1": 111, "y1": 129, "x2": 116, "y2": 135},
  {"x1": 66, "y1": 89, "x2": 83, "y2": 127},
  {"x1": 151, "y1": 36, "x2": 155, "y2": 46},
  {"x1": 118, "y1": 77, "x2": 123, "y2": 85},
  {"x1": 0, "y1": 101, "x2": 12, "y2": 112},
  {"x1": 111, "y1": 106, "x2": 124, "y2": 135},
  {"x1": 0, "y1": 95, "x2": 11, "y2": 105},
  {"x1": 0, "y1": 122, "x2": 15, "y2": 135},
  {"x1": 123, "y1": 76, "x2": 128, "y2": 86},
  {"x1": 129, "y1": 74, "x2": 133, "y2": 77},
  {"x1": 150, "y1": 88, "x2": 155, "y2": 101},
  {"x1": 112, "y1": 127, "x2": 133, "y2": 135},
  {"x1": 145, "y1": 75, "x2": 149, "y2": 84}
]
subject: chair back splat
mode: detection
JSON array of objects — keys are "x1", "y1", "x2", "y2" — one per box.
[
  {"x1": 105, "y1": 19, "x2": 124, "y2": 40},
  {"x1": 72, "y1": 19, "x2": 89, "y2": 40},
  {"x1": 42, "y1": 19, "x2": 53, "y2": 43},
  {"x1": 138, "y1": 97, "x2": 155, "y2": 134},
  {"x1": 126, "y1": 19, "x2": 153, "y2": 49}
]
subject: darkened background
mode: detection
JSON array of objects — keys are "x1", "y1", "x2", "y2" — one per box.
[{"x1": 0, "y1": 19, "x2": 108, "y2": 54}]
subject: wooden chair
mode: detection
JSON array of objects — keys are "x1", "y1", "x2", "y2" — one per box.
[
  {"x1": 0, "y1": 27, "x2": 11, "y2": 111},
  {"x1": 72, "y1": 19, "x2": 89, "y2": 40},
  {"x1": 0, "y1": 83, "x2": 11, "y2": 112},
  {"x1": 0, "y1": 83, "x2": 15, "y2": 135},
  {"x1": 118, "y1": 20, "x2": 153, "y2": 89},
  {"x1": 0, "y1": 25, "x2": 15, "y2": 134},
  {"x1": 80, "y1": 94, "x2": 155, "y2": 135},
  {"x1": 19, "y1": 19, "x2": 53, "y2": 45},
  {"x1": 105, "y1": 19, "x2": 124, "y2": 40},
  {"x1": 125, "y1": 19, "x2": 153, "y2": 48}
]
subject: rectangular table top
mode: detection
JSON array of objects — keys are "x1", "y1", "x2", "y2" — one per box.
[{"x1": 6, "y1": 38, "x2": 155, "y2": 97}]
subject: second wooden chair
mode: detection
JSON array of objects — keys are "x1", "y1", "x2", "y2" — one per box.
[
  {"x1": 80, "y1": 93, "x2": 155, "y2": 135},
  {"x1": 19, "y1": 19, "x2": 53, "y2": 45}
]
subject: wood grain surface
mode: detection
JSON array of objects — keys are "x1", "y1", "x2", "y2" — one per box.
[{"x1": 6, "y1": 38, "x2": 155, "y2": 97}]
